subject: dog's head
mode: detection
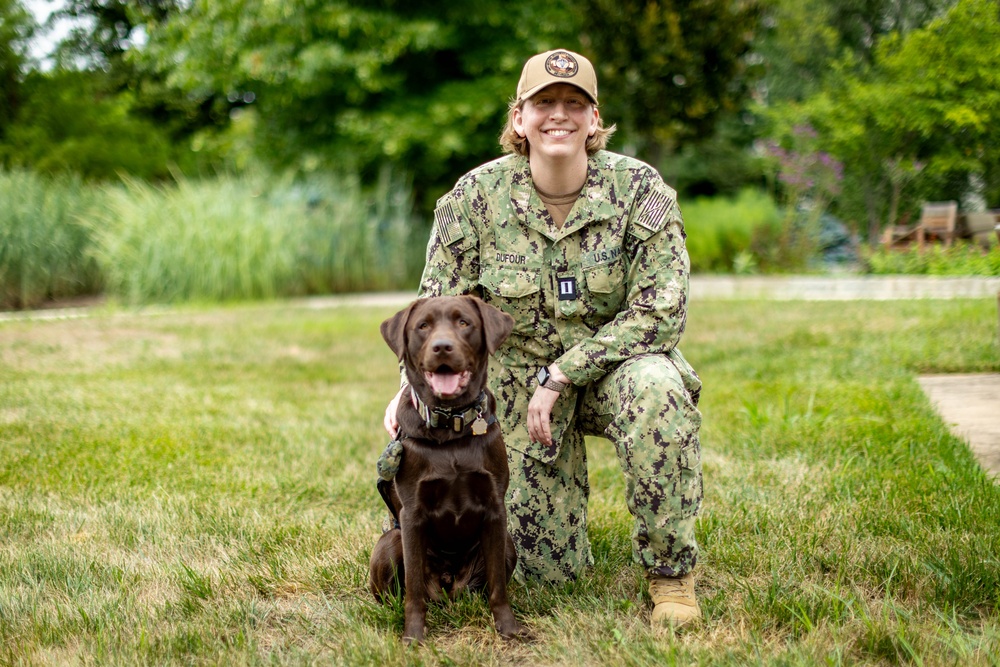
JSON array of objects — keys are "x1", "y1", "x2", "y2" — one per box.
[{"x1": 381, "y1": 296, "x2": 514, "y2": 405}]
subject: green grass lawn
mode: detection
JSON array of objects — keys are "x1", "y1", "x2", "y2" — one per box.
[{"x1": 1, "y1": 298, "x2": 999, "y2": 665}]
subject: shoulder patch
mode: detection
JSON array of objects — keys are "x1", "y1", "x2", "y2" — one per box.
[
  {"x1": 635, "y1": 188, "x2": 674, "y2": 234},
  {"x1": 434, "y1": 201, "x2": 465, "y2": 246}
]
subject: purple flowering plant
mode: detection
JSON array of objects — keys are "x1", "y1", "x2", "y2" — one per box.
[
  {"x1": 763, "y1": 125, "x2": 844, "y2": 212},
  {"x1": 758, "y1": 124, "x2": 846, "y2": 268}
]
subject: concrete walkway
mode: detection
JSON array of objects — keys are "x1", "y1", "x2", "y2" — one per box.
[
  {"x1": 918, "y1": 374, "x2": 1000, "y2": 480},
  {"x1": 689, "y1": 274, "x2": 1000, "y2": 301},
  {"x1": 295, "y1": 275, "x2": 1000, "y2": 307}
]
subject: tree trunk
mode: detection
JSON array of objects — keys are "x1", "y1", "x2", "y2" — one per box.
[
  {"x1": 886, "y1": 179, "x2": 902, "y2": 229},
  {"x1": 865, "y1": 182, "x2": 882, "y2": 248}
]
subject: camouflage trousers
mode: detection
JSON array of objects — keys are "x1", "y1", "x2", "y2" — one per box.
[{"x1": 499, "y1": 354, "x2": 703, "y2": 584}]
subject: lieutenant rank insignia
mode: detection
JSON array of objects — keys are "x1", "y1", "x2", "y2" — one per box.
[{"x1": 557, "y1": 276, "x2": 578, "y2": 300}]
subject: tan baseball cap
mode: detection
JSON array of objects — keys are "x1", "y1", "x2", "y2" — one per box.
[{"x1": 516, "y1": 49, "x2": 598, "y2": 104}]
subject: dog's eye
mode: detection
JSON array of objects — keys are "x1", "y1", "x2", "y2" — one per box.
[
  {"x1": 417, "y1": 321, "x2": 430, "y2": 330},
  {"x1": 458, "y1": 319, "x2": 469, "y2": 327}
]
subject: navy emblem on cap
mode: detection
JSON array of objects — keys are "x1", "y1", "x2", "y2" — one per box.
[{"x1": 545, "y1": 52, "x2": 579, "y2": 78}]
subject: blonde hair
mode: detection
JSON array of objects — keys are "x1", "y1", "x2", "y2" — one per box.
[{"x1": 498, "y1": 98, "x2": 616, "y2": 156}]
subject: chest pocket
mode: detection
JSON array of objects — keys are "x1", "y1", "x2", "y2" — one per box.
[
  {"x1": 583, "y1": 257, "x2": 625, "y2": 294},
  {"x1": 582, "y1": 257, "x2": 627, "y2": 320},
  {"x1": 479, "y1": 266, "x2": 541, "y2": 333},
  {"x1": 480, "y1": 266, "x2": 540, "y2": 298}
]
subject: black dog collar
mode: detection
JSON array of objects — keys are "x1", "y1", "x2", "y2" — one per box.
[{"x1": 412, "y1": 389, "x2": 496, "y2": 434}]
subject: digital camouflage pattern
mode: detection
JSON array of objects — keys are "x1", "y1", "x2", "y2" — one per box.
[
  {"x1": 417, "y1": 150, "x2": 703, "y2": 583},
  {"x1": 505, "y1": 354, "x2": 702, "y2": 581},
  {"x1": 377, "y1": 438, "x2": 404, "y2": 481}
]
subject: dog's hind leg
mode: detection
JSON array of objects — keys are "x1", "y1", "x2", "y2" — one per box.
[{"x1": 369, "y1": 529, "x2": 404, "y2": 602}]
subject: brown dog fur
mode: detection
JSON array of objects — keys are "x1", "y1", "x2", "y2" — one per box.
[{"x1": 369, "y1": 295, "x2": 522, "y2": 643}]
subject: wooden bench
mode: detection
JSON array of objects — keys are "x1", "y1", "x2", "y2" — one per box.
[
  {"x1": 960, "y1": 211, "x2": 1000, "y2": 248},
  {"x1": 915, "y1": 201, "x2": 958, "y2": 248},
  {"x1": 881, "y1": 221, "x2": 920, "y2": 249}
]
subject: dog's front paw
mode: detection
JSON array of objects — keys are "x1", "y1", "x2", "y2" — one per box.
[
  {"x1": 495, "y1": 615, "x2": 527, "y2": 641},
  {"x1": 402, "y1": 623, "x2": 425, "y2": 645}
]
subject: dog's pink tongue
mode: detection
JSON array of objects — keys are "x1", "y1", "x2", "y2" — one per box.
[{"x1": 427, "y1": 372, "x2": 462, "y2": 397}]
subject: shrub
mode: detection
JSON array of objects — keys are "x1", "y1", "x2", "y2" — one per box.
[
  {"x1": 90, "y1": 175, "x2": 302, "y2": 304},
  {"x1": 87, "y1": 169, "x2": 423, "y2": 306},
  {"x1": 0, "y1": 169, "x2": 104, "y2": 309},
  {"x1": 863, "y1": 240, "x2": 1000, "y2": 276},
  {"x1": 683, "y1": 189, "x2": 782, "y2": 273},
  {"x1": 292, "y1": 168, "x2": 424, "y2": 294}
]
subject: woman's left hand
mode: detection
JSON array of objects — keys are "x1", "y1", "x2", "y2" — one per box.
[{"x1": 527, "y1": 365, "x2": 569, "y2": 446}]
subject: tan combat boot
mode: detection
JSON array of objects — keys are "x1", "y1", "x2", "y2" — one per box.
[{"x1": 649, "y1": 572, "x2": 701, "y2": 629}]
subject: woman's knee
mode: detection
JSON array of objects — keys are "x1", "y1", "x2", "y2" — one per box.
[{"x1": 615, "y1": 355, "x2": 688, "y2": 404}]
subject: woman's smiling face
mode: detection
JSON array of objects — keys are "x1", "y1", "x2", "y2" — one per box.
[{"x1": 513, "y1": 83, "x2": 599, "y2": 162}]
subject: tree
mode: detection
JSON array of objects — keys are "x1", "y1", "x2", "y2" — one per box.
[
  {"x1": 53, "y1": 0, "x2": 181, "y2": 70},
  {"x1": 7, "y1": 1, "x2": 774, "y2": 203},
  {"x1": 770, "y1": 0, "x2": 1000, "y2": 243},
  {"x1": 1, "y1": 68, "x2": 174, "y2": 180},
  {"x1": 51, "y1": 1, "x2": 232, "y2": 144},
  {"x1": 139, "y1": 1, "x2": 767, "y2": 205},
  {"x1": 578, "y1": 0, "x2": 763, "y2": 166},
  {"x1": 138, "y1": 0, "x2": 576, "y2": 207},
  {"x1": 0, "y1": 0, "x2": 35, "y2": 144},
  {"x1": 755, "y1": 0, "x2": 956, "y2": 104}
]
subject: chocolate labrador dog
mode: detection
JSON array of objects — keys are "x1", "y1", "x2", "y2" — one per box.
[{"x1": 369, "y1": 295, "x2": 522, "y2": 643}]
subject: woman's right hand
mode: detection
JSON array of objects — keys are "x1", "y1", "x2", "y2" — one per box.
[{"x1": 384, "y1": 385, "x2": 407, "y2": 439}]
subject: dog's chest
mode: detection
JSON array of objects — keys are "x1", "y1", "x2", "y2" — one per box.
[{"x1": 402, "y1": 444, "x2": 499, "y2": 541}]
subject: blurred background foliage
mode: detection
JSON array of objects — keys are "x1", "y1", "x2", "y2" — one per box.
[{"x1": 1, "y1": 0, "x2": 999, "y2": 308}]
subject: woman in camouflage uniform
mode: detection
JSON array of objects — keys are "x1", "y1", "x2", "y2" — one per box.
[{"x1": 385, "y1": 48, "x2": 704, "y2": 629}]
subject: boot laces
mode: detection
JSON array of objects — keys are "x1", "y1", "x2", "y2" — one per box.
[{"x1": 650, "y1": 576, "x2": 693, "y2": 601}]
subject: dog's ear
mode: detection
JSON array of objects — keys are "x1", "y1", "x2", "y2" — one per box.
[
  {"x1": 380, "y1": 301, "x2": 415, "y2": 360},
  {"x1": 470, "y1": 297, "x2": 514, "y2": 355}
]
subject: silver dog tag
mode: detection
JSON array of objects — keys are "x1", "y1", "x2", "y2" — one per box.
[{"x1": 471, "y1": 416, "x2": 488, "y2": 436}]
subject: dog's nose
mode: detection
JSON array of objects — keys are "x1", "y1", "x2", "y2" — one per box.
[{"x1": 431, "y1": 339, "x2": 454, "y2": 355}]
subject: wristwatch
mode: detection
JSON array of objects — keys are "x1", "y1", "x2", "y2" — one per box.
[{"x1": 536, "y1": 366, "x2": 569, "y2": 393}]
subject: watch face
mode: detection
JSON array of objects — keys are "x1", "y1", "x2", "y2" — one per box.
[{"x1": 537, "y1": 367, "x2": 549, "y2": 385}]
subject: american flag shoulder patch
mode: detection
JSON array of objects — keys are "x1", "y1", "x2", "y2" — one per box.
[
  {"x1": 635, "y1": 189, "x2": 674, "y2": 234},
  {"x1": 434, "y1": 201, "x2": 465, "y2": 246}
]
